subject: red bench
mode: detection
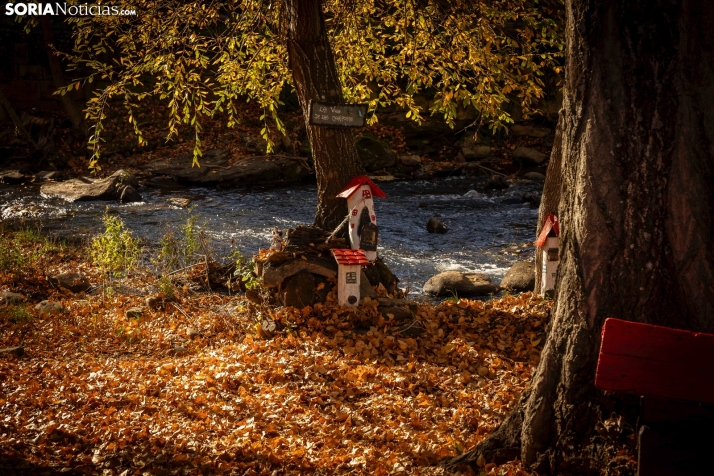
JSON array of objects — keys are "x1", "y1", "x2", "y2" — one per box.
[{"x1": 596, "y1": 318, "x2": 714, "y2": 476}]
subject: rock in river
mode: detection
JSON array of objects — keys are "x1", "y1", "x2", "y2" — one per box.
[
  {"x1": 423, "y1": 271, "x2": 499, "y2": 297},
  {"x1": 512, "y1": 147, "x2": 547, "y2": 165},
  {"x1": 146, "y1": 149, "x2": 311, "y2": 186},
  {"x1": 0, "y1": 170, "x2": 27, "y2": 184},
  {"x1": 523, "y1": 172, "x2": 546, "y2": 182},
  {"x1": 500, "y1": 261, "x2": 535, "y2": 292},
  {"x1": 119, "y1": 185, "x2": 142, "y2": 203},
  {"x1": 40, "y1": 169, "x2": 137, "y2": 202},
  {"x1": 485, "y1": 175, "x2": 510, "y2": 190},
  {"x1": 426, "y1": 217, "x2": 448, "y2": 234}
]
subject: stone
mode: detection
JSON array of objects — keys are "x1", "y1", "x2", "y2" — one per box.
[
  {"x1": 398, "y1": 155, "x2": 422, "y2": 168},
  {"x1": 423, "y1": 271, "x2": 500, "y2": 296},
  {"x1": 119, "y1": 185, "x2": 142, "y2": 203},
  {"x1": 360, "y1": 271, "x2": 377, "y2": 299},
  {"x1": 0, "y1": 170, "x2": 26, "y2": 184},
  {"x1": 523, "y1": 192, "x2": 541, "y2": 207},
  {"x1": 40, "y1": 169, "x2": 137, "y2": 202},
  {"x1": 244, "y1": 135, "x2": 268, "y2": 153},
  {"x1": 426, "y1": 217, "x2": 448, "y2": 234},
  {"x1": 167, "y1": 197, "x2": 192, "y2": 208},
  {"x1": 512, "y1": 147, "x2": 547, "y2": 165},
  {"x1": 173, "y1": 345, "x2": 187, "y2": 355},
  {"x1": 356, "y1": 134, "x2": 397, "y2": 171},
  {"x1": 125, "y1": 307, "x2": 144, "y2": 319},
  {"x1": 34, "y1": 300, "x2": 62, "y2": 315},
  {"x1": 282, "y1": 270, "x2": 315, "y2": 308},
  {"x1": 0, "y1": 292, "x2": 23, "y2": 305},
  {"x1": 460, "y1": 136, "x2": 492, "y2": 161},
  {"x1": 146, "y1": 151, "x2": 310, "y2": 186},
  {"x1": 376, "y1": 297, "x2": 411, "y2": 308},
  {"x1": 463, "y1": 190, "x2": 484, "y2": 199},
  {"x1": 524, "y1": 172, "x2": 546, "y2": 182},
  {"x1": 34, "y1": 171, "x2": 63, "y2": 182},
  {"x1": 363, "y1": 258, "x2": 400, "y2": 294},
  {"x1": 462, "y1": 145, "x2": 492, "y2": 161},
  {"x1": 453, "y1": 152, "x2": 467, "y2": 163},
  {"x1": 485, "y1": 175, "x2": 510, "y2": 190},
  {"x1": 511, "y1": 125, "x2": 552, "y2": 138},
  {"x1": 397, "y1": 320, "x2": 425, "y2": 337},
  {"x1": 379, "y1": 305, "x2": 413, "y2": 322},
  {"x1": 187, "y1": 327, "x2": 201, "y2": 338},
  {"x1": 146, "y1": 295, "x2": 163, "y2": 309},
  {"x1": 368, "y1": 175, "x2": 395, "y2": 182},
  {"x1": 262, "y1": 257, "x2": 337, "y2": 288},
  {"x1": 462, "y1": 162, "x2": 487, "y2": 177},
  {"x1": 414, "y1": 165, "x2": 435, "y2": 180},
  {"x1": 48, "y1": 273, "x2": 91, "y2": 293},
  {"x1": 500, "y1": 261, "x2": 536, "y2": 292}
]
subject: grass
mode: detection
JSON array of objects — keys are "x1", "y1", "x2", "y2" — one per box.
[
  {"x1": 0, "y1": 227, "x2": 67, "y2": 278},
  {"x1": 0, "y1": 304, "x2": 33, "y2": 325}
]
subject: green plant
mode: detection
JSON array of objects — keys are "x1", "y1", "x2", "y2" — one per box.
[
  {"x1": 157, "y1": 275, "x2": 176, "y2": 300},
  {"x1": 153, "y1": 207, "x2": 203, "y2": 273},
  {"x1": 181, "y1": 207, "x2": 200, "y2": 261},
  {"x1": 0, "y1": 234, "x2": 27, "y2": 275},
  {"x1": 0, "y1": 305, "x2": 33, "y2": 325},
  {"x1": 90, "y1": 210, "x2": 141, "y2": 277},
  {"x1": 0, "y1": 229, "x2": 66, "y2": 277},
  {"x1": 229, "y1": 250, "x2": 260, "y2": 290},
  {"x1": 444, "y1": 290, "x2": 460, "y2": 303}
]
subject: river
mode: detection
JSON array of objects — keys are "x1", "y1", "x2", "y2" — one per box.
[{"x1": 1, "y1": 176, "x2": 541, "y2": 295}]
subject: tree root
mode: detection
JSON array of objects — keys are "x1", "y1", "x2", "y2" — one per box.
[{"x1": 441, "y1": 391, "x2": 528, "y2": 473}]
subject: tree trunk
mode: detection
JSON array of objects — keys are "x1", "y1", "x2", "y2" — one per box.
[
  {"x1": 39, "y1": 16, "x2": 88, "y2": 136},
  {"x1": 284, "y1": 0, "x2": 365, "y2": 231},
  {"x1": 447, "y1": 0, "x2": 714, "y2": 473},
  {"x1": 533, "y1": 109, "x2": 565, "y2": 295}
]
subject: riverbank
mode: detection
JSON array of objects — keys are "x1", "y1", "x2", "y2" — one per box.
[{"x1": 0, "y1": 228, "x2": 557, "y2": 475}]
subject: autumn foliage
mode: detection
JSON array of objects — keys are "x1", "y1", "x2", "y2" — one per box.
[{"x1": 0, "y1": 231, "x2": 550, "y2": 475}]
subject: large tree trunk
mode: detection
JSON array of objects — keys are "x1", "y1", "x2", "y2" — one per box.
[
  {"x1": 448, "y1": 0, "x2": 714, "y2": 473},
  {"x1": 533, "y1": 109, "x2": 565, "y2": 295},
  {"x1": 284, "y1": 0, "x2": 365, "y2": 231}
]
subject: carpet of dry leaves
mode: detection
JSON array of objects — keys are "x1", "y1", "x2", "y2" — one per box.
[{"x1": 0, "y1": 234, "x2": 551, "y2": 475}]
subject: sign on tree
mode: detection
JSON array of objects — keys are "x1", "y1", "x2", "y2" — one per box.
[{"x1": 309, "y1": 101, "x2": 367, "y2": 128}]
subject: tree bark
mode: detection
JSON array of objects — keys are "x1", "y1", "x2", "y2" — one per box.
[
  {"x1": 447, "y1": 0, "x2": 714, "y2": 473},
  {"x1": 39, "y1": 16, "x2": 88, "y2": 136},
  {"x1": 533, "y1": 109, "x2": 565, "y2": 295},
  {"x1": 284, "y1": 0, "x2": 365, "y2": 231}
]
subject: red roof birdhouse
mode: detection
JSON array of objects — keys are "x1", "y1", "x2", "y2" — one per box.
[
  {"x1": 336, "y1": 175, "x2": 387, "y2": 199},
  {"x1": 336, "y1": 176, "x2": 386, "y2": 262},
  {"x1": 331, "y1": 248, "x2": 369, "y2": 306}
]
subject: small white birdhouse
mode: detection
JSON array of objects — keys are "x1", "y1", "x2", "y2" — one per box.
[
  {"x1": 536, "y1": 214, "x2": 560, "y2": 296},
  {"x1": 331, "y1": 248, "x2": 370, "y2": 307},
  {"x1": 336, "y1": 175, "x2": 386, "y2": 262}
]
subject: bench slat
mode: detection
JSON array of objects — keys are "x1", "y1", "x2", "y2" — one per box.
[{"x1": 595, "y1": 318, "x2": 714, "y2": 404}]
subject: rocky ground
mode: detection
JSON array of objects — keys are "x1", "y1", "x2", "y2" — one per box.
[{"x1": 0, "y1": 96, "x2": 553, "y2": 198}]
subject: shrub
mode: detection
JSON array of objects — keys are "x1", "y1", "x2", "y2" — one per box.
[{"x1": 90, "y1": 211, "x2": 141, "y2": 277}]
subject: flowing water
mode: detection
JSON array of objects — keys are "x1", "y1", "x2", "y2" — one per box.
[{"x1": 0, "y1": 176, "x2": 541, "y2": 294}]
